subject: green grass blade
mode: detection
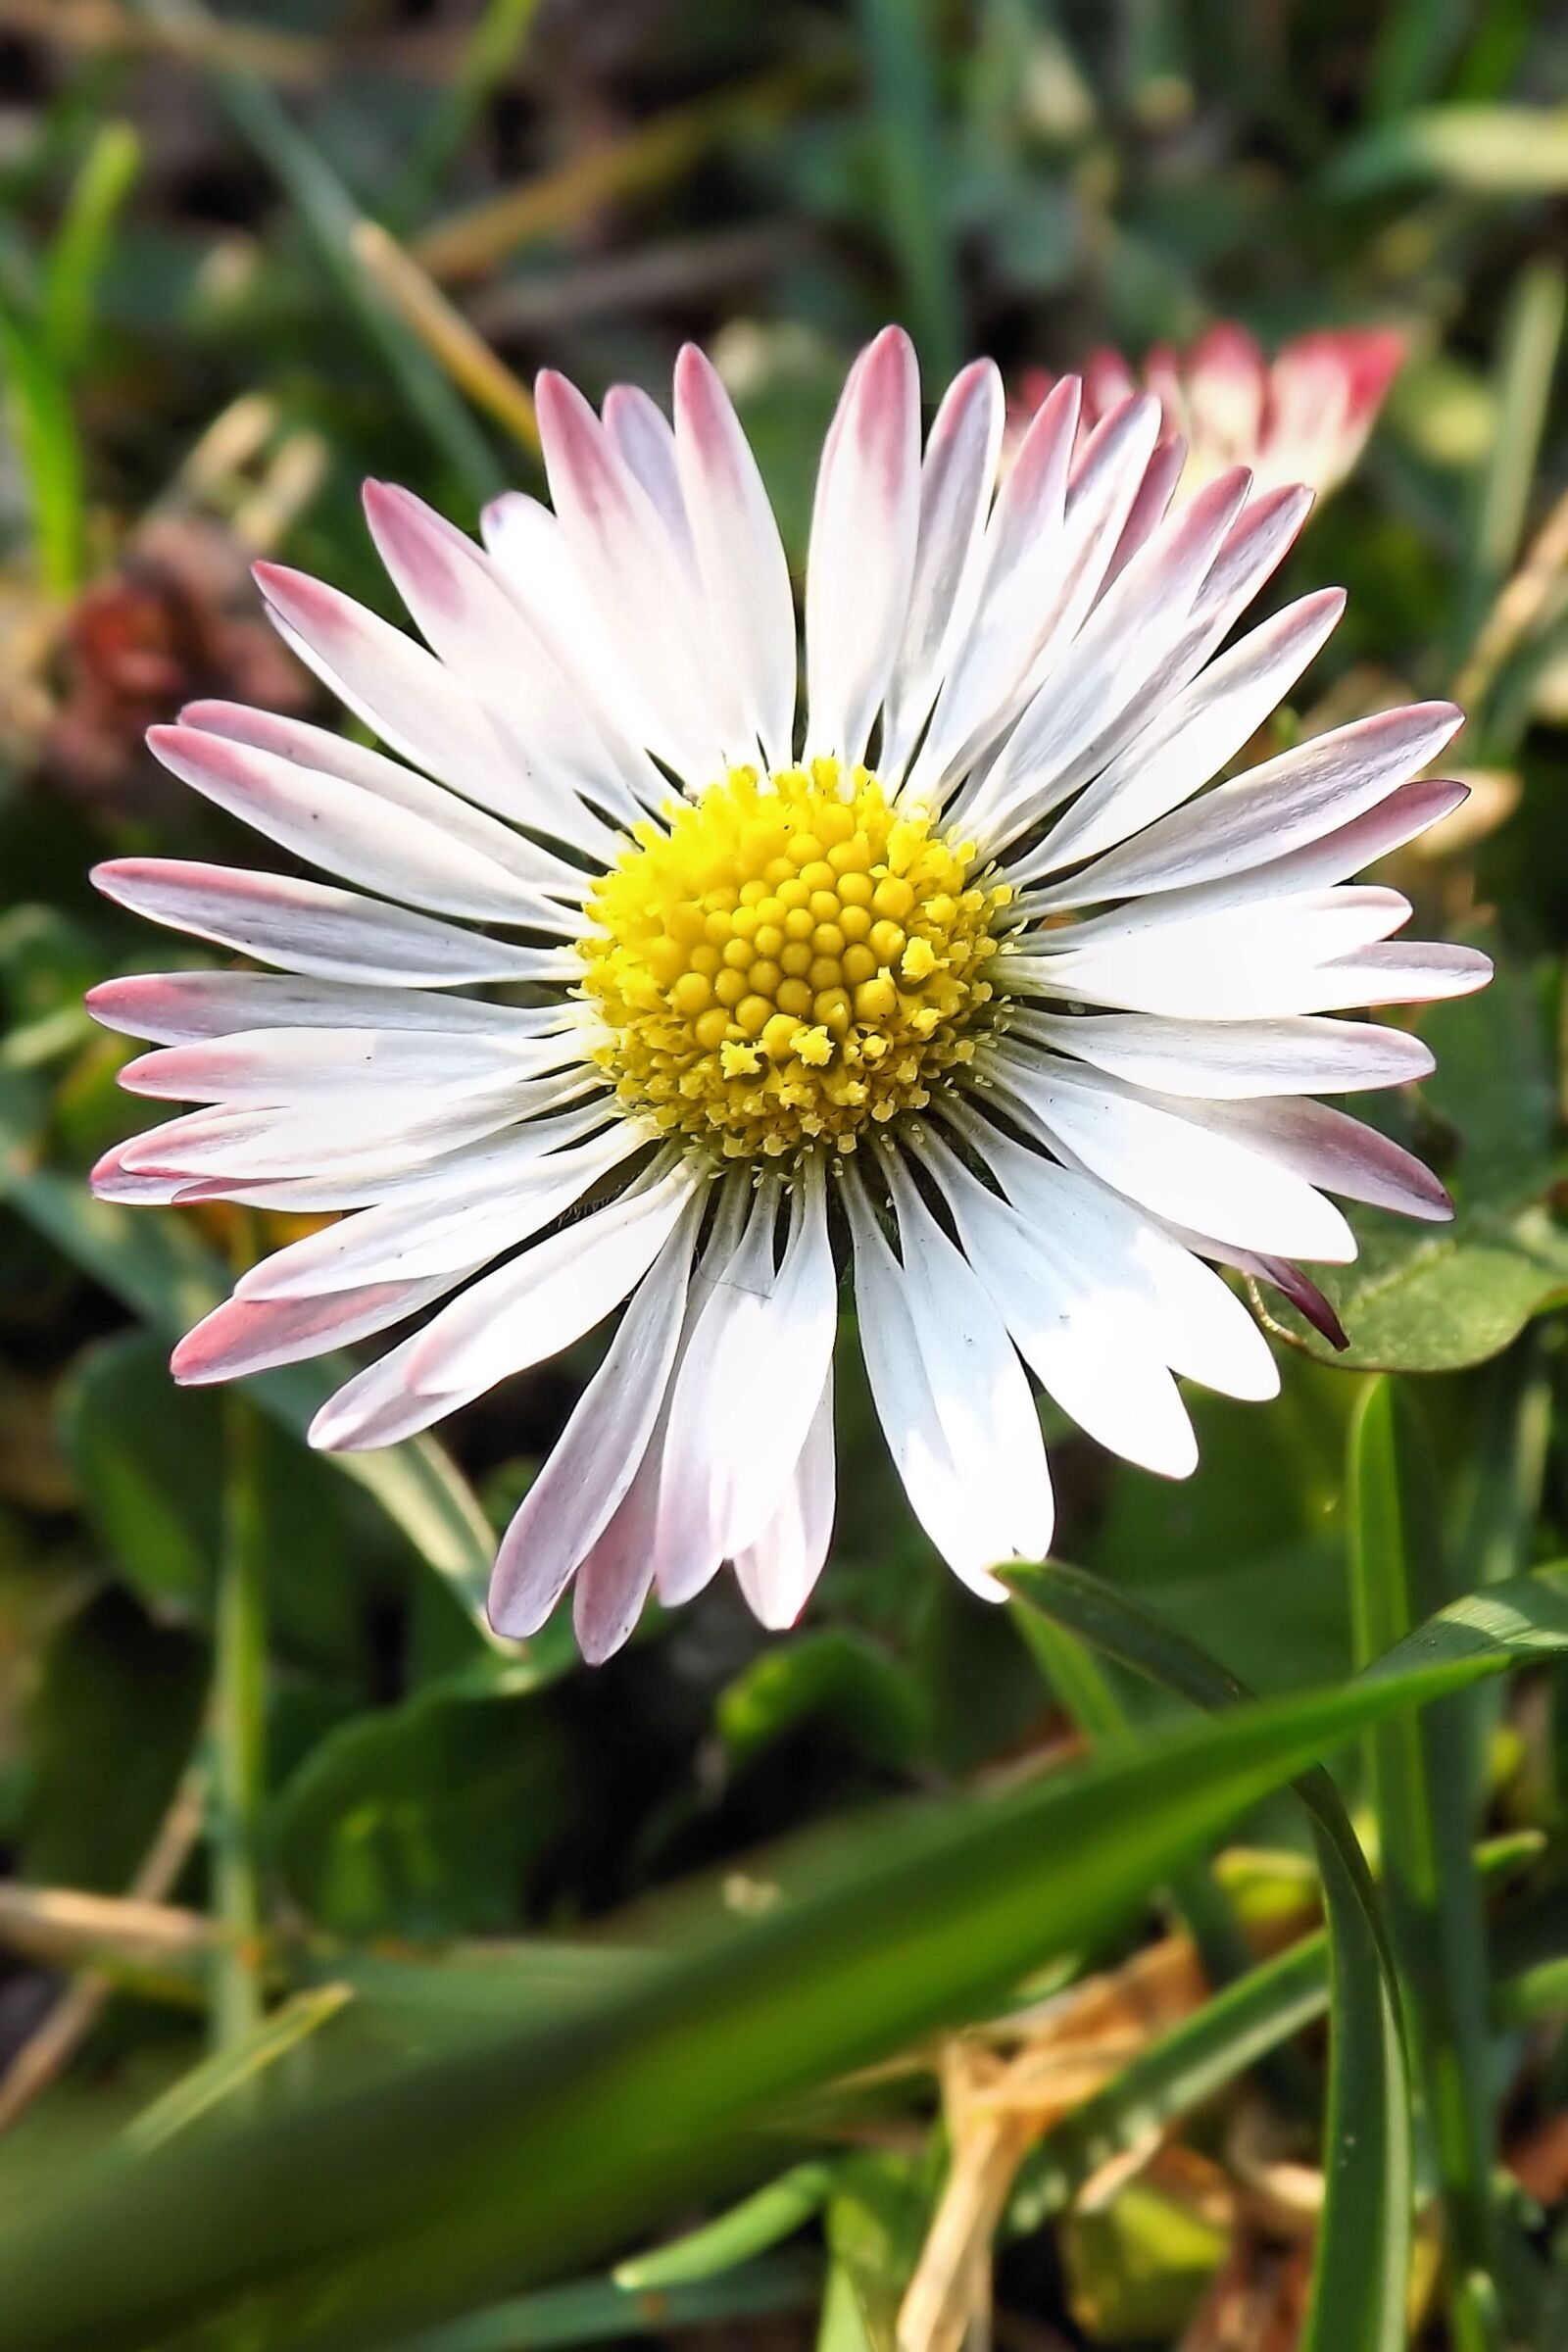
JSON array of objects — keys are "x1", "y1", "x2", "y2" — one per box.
[
  {"x1": 1449, "y1": 258, "x2": 1565, "y2": 677},
  {"x1": 1008, "y1": 1559, "x2": 1412, "y2": 2352},
  {"x1": 1011, "y1": 1590, "x2": 1258, "y2": 1990},
  {"x1": 854, "y1": 0, "x2": 961, "y2": 380},
  {"x1": 381, "y1": 2252, "x2": 821, "y2": 2351},
  {"x1": 0, "y1": 304, "x2": 84, "y2": 594},
  {"x1": 128, "y1": 0, "x2": 503, "y2": 502},
  {"x1": 1349, "y1": 1382, "x2": 1499, "y2": 2288},
  {"x1": 41, "y1": 122, "x2": 141, "y2": 376},
  {"x1": 612, "y1": 2164, "x2": 833, "y2": 2288},
  {"x1": 0, "y1": 1630, "x2": 1558, "y2": 2351}
]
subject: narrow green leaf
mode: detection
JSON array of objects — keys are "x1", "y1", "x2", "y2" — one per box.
[
  {"x1": 1350, "y1": 1382, "x2": 1500, "y2": 2285},
  {"x1": 612, "y1": 2164, "x2": 833, "y2": 2289},
  {"x1": 127, "y1": 0, "x2": 502, "y2": 501},
  {"x1": 381, "y1": 2252, "x2": 821, "y2": 2352},
  {"x1": 41, "y1": 122, "x2": 141, "y2": 375},
  {"x1": 1008, "y1": 1558, "x2": 1411, "y2": 2352},
  {"x1": 1451, "y1": 259, "x2": 1565, "y2": 669},
  {"x1": 123, "y1": 1987, "x2": 355, "y2": 2155},
  {"x1": 0, "y1": 1622, "x2": 1558, "y2": 2352}
]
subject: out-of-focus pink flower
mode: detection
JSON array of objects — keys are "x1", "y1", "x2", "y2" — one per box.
[{"x1": 1010, "y1": 324, "x2": 1404, "y2": 506}]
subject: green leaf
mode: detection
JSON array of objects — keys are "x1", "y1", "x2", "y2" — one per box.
[
  {"x1": 22, "y1": 1589, "x2": 207, "y2": 1895},
  {"x1": 717, "y1": 1631, "x2": 925, "y2": 1773},
  {"x1": 0, "y1": 1076, "x2": 499, "y2": 1635},
  {"x1": 1349, "y1": 1383, "x2": 1498, "y2": 2285},
  {"x1": 1007, "y1": 1559, "x2": 1411, "y2": 2352},
  {"x1": 1261, "y1": 942, "x2": 1568, "y2": 1372},
  {"x1": 380, "y1": 2252, "x2": 821, "y2": 2352},
  {"x1": 1326, "y1": 105, "x2": 1568, "y2": 198},
  {"x1": 0, "y1": 1608, "x2": 1559, "y2": 2352},
  {"x1": 272, "y1": 1680, "x2": 568, "y2": 1939},
  {"x1": 612, "y1": 2164, "x2": 833, "y2": 2290}
]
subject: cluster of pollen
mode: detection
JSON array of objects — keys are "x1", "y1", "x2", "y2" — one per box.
[{"x1": 579, "y1": 759, "x2": 1012, "y2": 1159}]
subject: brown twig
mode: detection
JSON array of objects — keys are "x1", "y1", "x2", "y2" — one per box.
[
  {"x1": 351, "y1": 220, "x2": 539, "y2": 454},
  {"x1": 414, "y1": 59, "x2": 849, "y2": 285},
  {"x1": 0, "y1": 1767, "x2": 206, "y2": 2133}
]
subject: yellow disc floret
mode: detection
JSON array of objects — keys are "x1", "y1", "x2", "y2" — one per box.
[{"x1": 579, "y1": 759, "x2": 1012, "y2": 1160}]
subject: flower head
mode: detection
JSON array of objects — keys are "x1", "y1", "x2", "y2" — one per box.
[
  {"x1": 88, "y1": 328, "x2": 1485, "y2": 1660},
  {"x1": 1011, "y1": 323, "x2": 1405, "y2": 505}
]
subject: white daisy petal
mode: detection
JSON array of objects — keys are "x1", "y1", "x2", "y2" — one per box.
[
  {"x1": 985, "y1": 1053, "x2": 1355, "y2": 1261},
  {"x1": 92, "y1": 858, "x2": 570, "y2": 988},
  {"x1": 178, "y1": 700, "x2": 587, "y2": 899},
  {"x1": 805, "y1": 324, "x2": 921, "y2": 767},
  {"x1": 733, "y1": 1365, "x2": 837, "y2": 1632},
  {"x1": 1174, "y1": 1094, "x2": 1453, "y2": 1222},
  {"x1": 845, "y1": 1160, "x2": 1053, "y2": 1594},
  {"x1": 654, "y1": 1159, "x2": 837, "y2": 1593},
  {"x1": 536, "y1": 368, "x2": 741, "y2": 777},
  {"x1": 488, "y1": 1197, "x2": 703, "y2": 1640},
  {"x1": 1017, "y1": 1010, "x2": 1436, "y2": 1098},
  {"x1": 172, "y1": 1276, "x2": 456, "y2": 1386},
  {"x1": 253, "y1": 560, "x2": 626, "y2": 862},
  {"x1": 673, "y1": 343, "x2": 797, "y2": 770},
  {"x1": 1014, "y1": 585, "x2": 1346, "y2": 883},
  {"x1": 881, "y1": 358, "x2": 1004, "y2": 781},
  {"x1": 914, "y1": 1132, "x2": 1198, "y2": 1477},
  {"x1": 1036, "y1": 701, "x2": 1461, "y2": 909},
  {"x1": 86, "y1": 970, "x2": 570, "y2": 1047},
  {"x1": 404, "y1": 1158, "x2": 703, "y2": 1401}
]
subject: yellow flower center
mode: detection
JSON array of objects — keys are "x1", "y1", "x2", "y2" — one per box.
[{"x1": 580, "y1": 759, "x2": 1012, "y2": 1160}]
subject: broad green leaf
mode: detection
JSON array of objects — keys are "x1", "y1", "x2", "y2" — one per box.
[
  {"x1": 21, "y1": 1588, "x2": 207, "y2": 1896},
  {"x1": 273, "y1": 1680, "x2": 568, "y2": 1939},
  {"x1": 0, "y1": 1614, "x2": 1559, "y2": 2352},
  {"x1": 1262, "y1": 945, "x2": 1568, "y2": 1373},
  {"x1": 718, "y1": 1630, "x2": 924, "y2": 1773}
]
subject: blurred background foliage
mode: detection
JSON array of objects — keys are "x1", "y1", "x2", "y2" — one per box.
[{"x1": 0, "y1": 2, "x2": 1567, "y2": 2347}]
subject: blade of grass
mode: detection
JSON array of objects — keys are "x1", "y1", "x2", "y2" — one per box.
[
  {"x1": 41, "y1": 121, "x2": 141, "y2": 374},
  {"x1": 1011, "y1": 1597, "x2": 1259, "y2": 1994},
  {"x1": 854, "y1": 0, "x2": 960, "y2": 380},
  {"x1": 0, "y1": 305, "x2": 82, "y2": 593},
  {"x1": 395, "y1": 0, "x2": 546, "y2": 221},
  {"x1": 1349, "y1": 1381, "x2": 1498, "y2": 2295},
  {"x1": 1008, "y1": 1559, "x2": 1411, "y2": 2352},
  {"x1": 1448, "y1": 257, "x2": 1564, "y2": 674},
  {"x1": 127, "y1": 0, "x2": 503, "y2": 502},
  {"x1": 415, "y1": 60, "x2": 848, "y2": 284},
  {"x1": 383, "y1": 2251, "x2": 822, "y2": 2352},
  {"x1": 1013, "y1": 1828, "x2": 1537, "y2": 2233},
  {"x1": 0, "y1": 1607, "x2": 1562, "y2": 2350},
  {"x1": 124, "y1": 1985, "x2": 353, "y2": 2153},
  {"x1": 612, "y1": 2164, "x2": 834, "y2": 2289},
  {"x1": 210, "y1": 1382, "x2": 268, "y2": 2050}
]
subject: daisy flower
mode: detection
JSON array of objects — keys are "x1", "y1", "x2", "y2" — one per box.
[
  {"x1": 1011, "y1": 323, "x2": 1405, "y2": 505},
  {"x1": 87, "y1": 328, "x2": 1486, "y2": 1661}
]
